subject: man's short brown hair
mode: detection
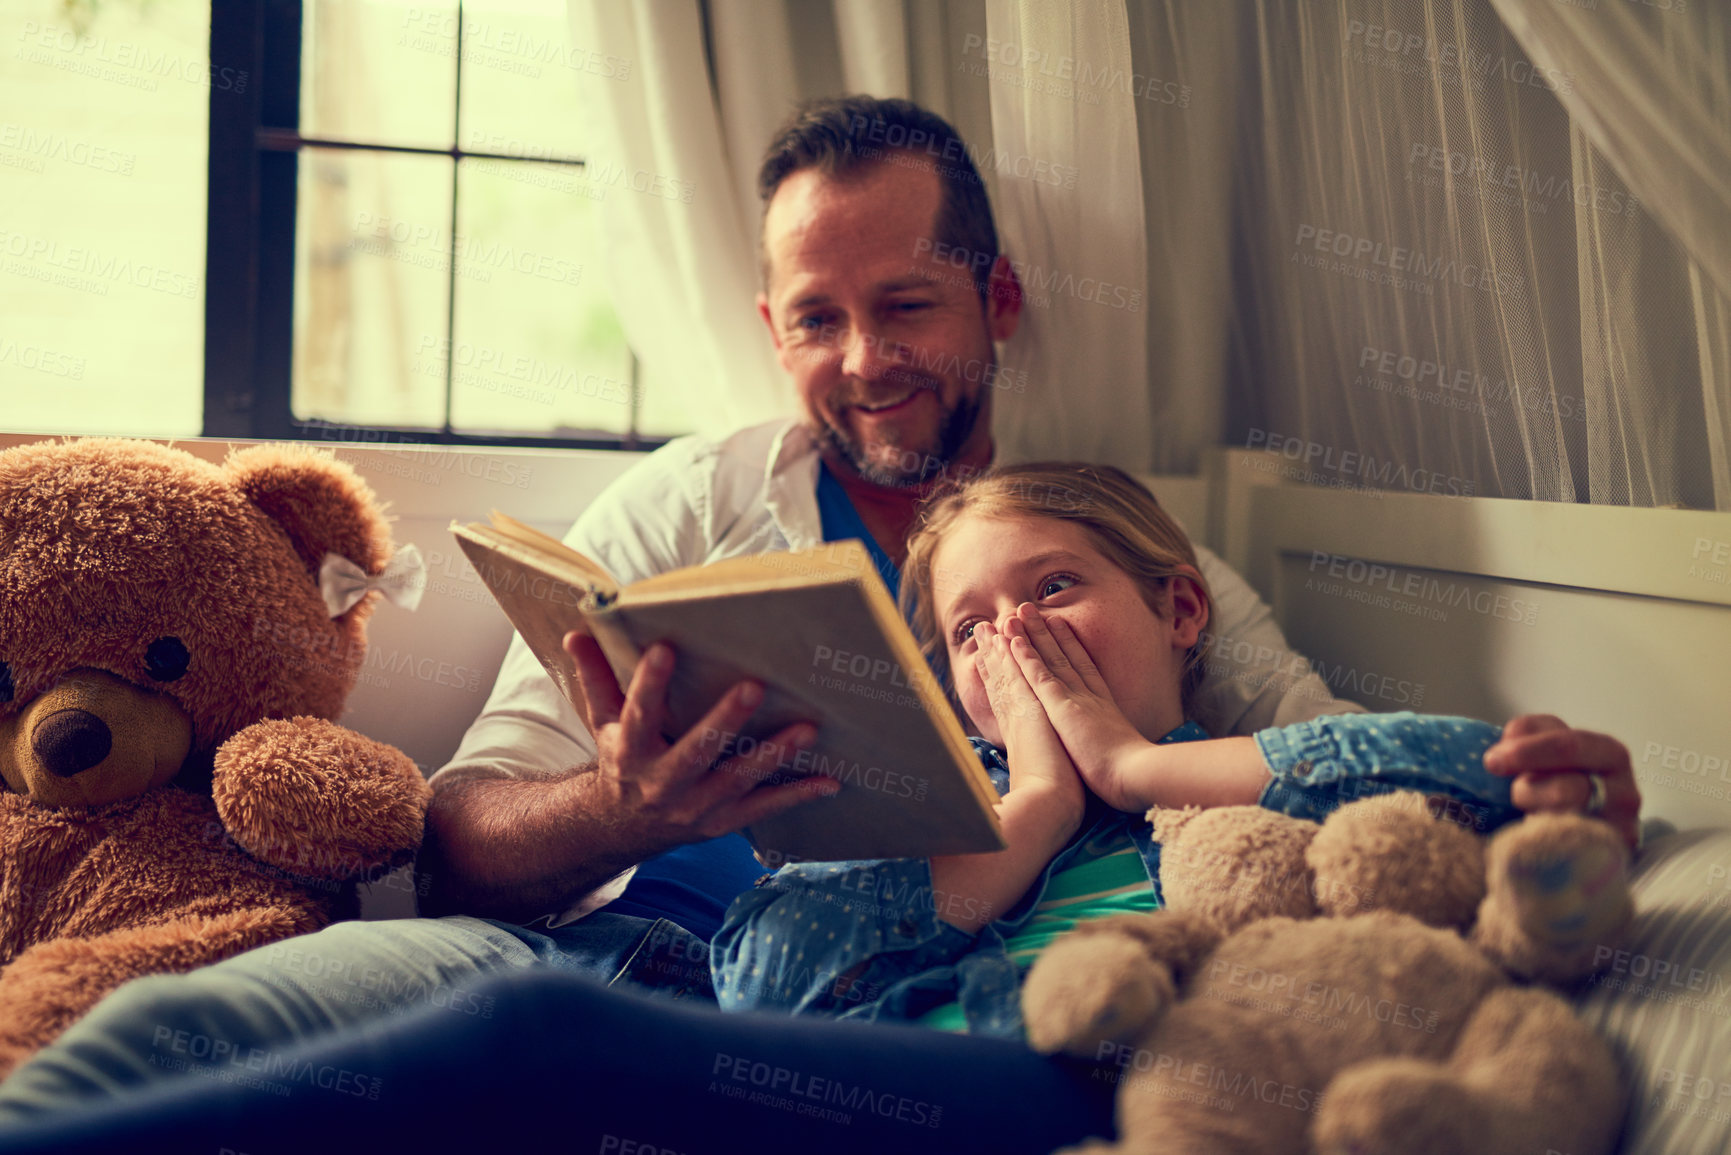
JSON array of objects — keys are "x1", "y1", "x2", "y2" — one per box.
[{"x1": 756, "y1": 95, "x2": 1000, "y2": 302}]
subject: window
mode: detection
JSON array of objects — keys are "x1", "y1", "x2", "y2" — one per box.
[
  {"x1": 1, "y1": 1, "x2": 210, "y2": 437},
  {"x1": 213, "y1": 0, "x2": 663, "y2": 449},
  {"x1": 3, "y1": 0, "x2": 665, "y2": 450}
]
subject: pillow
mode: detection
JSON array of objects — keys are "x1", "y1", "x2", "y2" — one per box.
[{"x1": 1572, "y1": 825, "x2": 1731, "y2": 1154}]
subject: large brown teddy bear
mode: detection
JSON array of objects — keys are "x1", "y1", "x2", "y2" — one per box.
[
  {"x1": 0, "y1": 439, "x2": 432, "y2": 1077},
  {"x1": 1022, "y1": 791, "x2": 1634, "y2": 1155}
]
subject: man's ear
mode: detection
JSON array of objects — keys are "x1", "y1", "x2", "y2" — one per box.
[
  {"x1": 758, "y1": 291, "x2": 784, "y2": 352},
  {"x1": 759, "y1": 290, "x2": 797, "y2": 377},
  {"x1": 1169, "y1": 566, "x2": 1209, "y2": 649},
  {"x1": 984, "y1": 255, "x2": 1022, "y2": 342}
]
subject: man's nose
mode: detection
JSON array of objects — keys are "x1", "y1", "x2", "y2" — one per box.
[{"x1": 840, "y1": 327, "x2": 904, "y2": 382}]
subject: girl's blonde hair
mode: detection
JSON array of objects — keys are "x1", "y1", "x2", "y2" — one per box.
[{"x1": 897, "y1": 462, "x2": 1213, "y2": 711}]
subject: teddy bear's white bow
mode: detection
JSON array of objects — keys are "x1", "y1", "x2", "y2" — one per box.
[{"x1": 319, "y1": 545, "x2": 427, "y2": 617}]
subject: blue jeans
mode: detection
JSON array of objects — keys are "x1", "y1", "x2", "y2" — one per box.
[
  {"x1": 0, "y1": 969, "x2": 1116, "y2": 1154},
  {"x1": 491, "y1": 913, "x2": 716, "y2": 1001},
  {"x1": 0, "y1": 911, "x2": 707, "y2": 1124}
]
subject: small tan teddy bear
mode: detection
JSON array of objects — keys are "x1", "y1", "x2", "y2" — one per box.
[
  {"x1": 0, "y1": 439, "x2": 432, "y2": 1078},
  {"x1": 1022, "y1": 791, "x2": 1634, "y2": 1155}
]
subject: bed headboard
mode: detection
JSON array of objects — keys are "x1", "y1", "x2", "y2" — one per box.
[{"x1": 1181, "y1": 449, "x2": 1731, "y2": 834}]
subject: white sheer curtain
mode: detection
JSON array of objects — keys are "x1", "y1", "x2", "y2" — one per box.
[
  {"x1": 564, "y1": 0, "x2": 788, "y2": 435},
  {"x1": 1126, "y1": 1, "x2": 1242, "y2": 474},
  {"x1": 1229, "y1": 0, "x2": 1730, "y2": 510},
  {"x1": 978, "y1": 0, "x2": 1151, "y2": 469},
  {"x1": 833, "y1": 0, "x2": 911, "y2": 97},
  {"x1": 1491, "y1": 0, "x2": 1731, "y2": 509},
  {"x1": 567, "y1": 0, "x2": 1730, "y2": 509}
]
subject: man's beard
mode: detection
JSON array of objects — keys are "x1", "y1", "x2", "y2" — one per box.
[{"x1": 819, "y1": 385, "x2": 983, "y2": 488}]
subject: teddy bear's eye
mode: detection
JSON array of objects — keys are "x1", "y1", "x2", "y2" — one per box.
[
  {"x1": 144, "y1": 638, "x2": 190, "y2": 682},
  {"x1": 0, "y1": 661, "x2": 12, "y2": 704}
]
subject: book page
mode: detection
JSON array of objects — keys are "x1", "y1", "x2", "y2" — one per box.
[
  {"x1": 622, "y1": 539, "x2": 874, "y2": 599},
  {"x1": 449, "y1": 521, "x2": 617, "y2": 602},
  {"x1": 482, "y1": 511, "x2": 617, "y2": 592}
]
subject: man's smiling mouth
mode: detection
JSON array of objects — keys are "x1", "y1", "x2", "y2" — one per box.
[{"x1": 852, "y1": 391, "x2": 920, "y2": 414}]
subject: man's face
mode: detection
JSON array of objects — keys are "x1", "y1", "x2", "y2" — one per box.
[{"x1": 757, "y1": 157, "x2": 1020, "y2": 487}]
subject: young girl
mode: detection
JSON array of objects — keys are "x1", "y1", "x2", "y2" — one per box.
[{"x1": 712, "y1": 463, "x2": 1541, "y2": 1037}]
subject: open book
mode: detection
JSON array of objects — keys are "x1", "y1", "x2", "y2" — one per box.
[{"x1": 450, "y1": 513, "x2": 1005, "y2": 862}]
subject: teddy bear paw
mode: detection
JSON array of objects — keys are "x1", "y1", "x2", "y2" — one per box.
[
  {"x1": 213, "y1": 717, "x2": 430, "y2": 880},
  {"x1": 1313, "y1": 1059, "x2": 1482, "y2": 1155},
  {"x1": 1022, "y1": 933, "x2": 1175, "y2": 1058},
  {"x1": 1477, "y1": 813, "x2": 1632, "y2": 982}
]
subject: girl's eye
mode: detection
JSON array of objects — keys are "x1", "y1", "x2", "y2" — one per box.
[
  {"x1": 953, "y1": 618, "x2": 983, "y2": 646},
  {"x1": 1038, "y1": 574, "x2": 1079, "y2": 599}
]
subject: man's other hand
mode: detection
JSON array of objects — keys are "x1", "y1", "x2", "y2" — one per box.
[
  {"x1": 565, "y1": 631, "x2": 837, "y2": 852},
  {"x1": 1485, "y1": 714, "x2": 1642, "y2": 850}
]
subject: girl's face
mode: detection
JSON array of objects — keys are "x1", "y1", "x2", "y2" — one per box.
[{"x1": 928, "y1": 511, "x2": 1203, "y2": 748}]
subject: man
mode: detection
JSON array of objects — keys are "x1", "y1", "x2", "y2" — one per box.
[{"x1": 0, "y1": 96, "x2": 1638, "y2": 1118}]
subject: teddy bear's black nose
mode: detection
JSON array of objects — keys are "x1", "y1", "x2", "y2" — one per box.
[{"x1": 32, "y1": 709, "x2": 114, "y2": 777}]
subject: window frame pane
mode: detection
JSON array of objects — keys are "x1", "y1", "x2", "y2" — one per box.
[{"x1": 203, "y1": 0, "x2": 658, "y2": 453}]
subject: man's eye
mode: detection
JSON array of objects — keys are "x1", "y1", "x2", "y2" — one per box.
[
  {"x1": 1038, "y1": 575, "x2": 1079, "y2": 598},
  {"x1": 795, "y1": 314, "x2": 832, "y2": 332}
]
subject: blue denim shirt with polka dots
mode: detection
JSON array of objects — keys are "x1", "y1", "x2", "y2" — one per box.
[{"x1": 710, "y1": 712, "x2": 1514, "y2": 1040}]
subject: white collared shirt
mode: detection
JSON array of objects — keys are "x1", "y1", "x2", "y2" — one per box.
[{"x1": 433, "y1": 419, "x2": 1362, "y2": 923}]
